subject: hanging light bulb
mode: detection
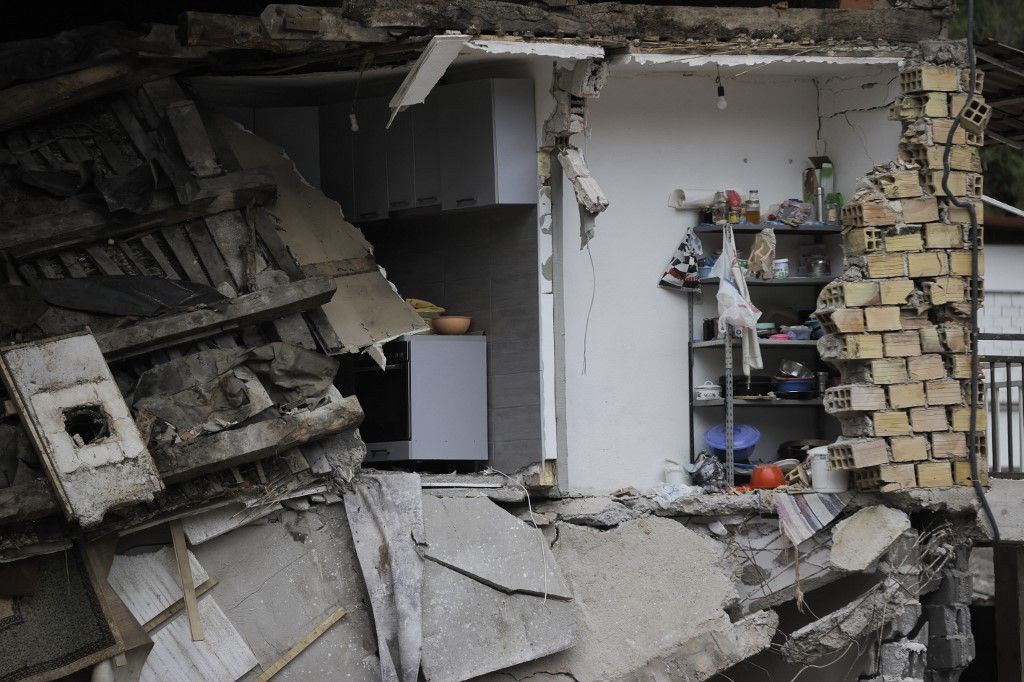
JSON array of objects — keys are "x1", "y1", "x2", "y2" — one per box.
[{"x1": 715, "y1": 76, "x2": 728, "y2": 111}]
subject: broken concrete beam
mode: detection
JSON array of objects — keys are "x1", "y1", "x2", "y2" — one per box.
[
  {"x1": 890, "y1": 435, "x2": 930, "y2": 462},
  {"x1": 95, "y1": 277, "x2": 336, "y2": 360},
  {"x1": 828, "y1": 438, "x2": 888, "y2": 469},
  {"x1": 831, "y1": 505, "x2": 912, "y2": 572},
  {"x1": 917, "y1": 461, "x2": 954, "y2": 487},
  {"x1": 157, "y1": 389, "x2": 362, "y2": 483},
  {"x1": 557, "y1": 147, "x2": 608, "y2": 215}
]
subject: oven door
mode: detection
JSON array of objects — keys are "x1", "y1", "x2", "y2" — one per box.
[{"x1": 352, "y1": 341, "x2": 410, "y2": 444}]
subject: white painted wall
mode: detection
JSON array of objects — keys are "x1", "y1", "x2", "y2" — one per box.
[{"x1": 551, "y1": 63, "x2": 902, "y2": 492}]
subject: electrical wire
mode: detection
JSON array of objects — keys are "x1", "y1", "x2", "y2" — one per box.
[{"x1": 940, "y1": 0, "x2": 999, "y2": 542}]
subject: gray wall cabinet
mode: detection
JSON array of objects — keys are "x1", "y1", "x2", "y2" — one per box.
[{"x1": 319, "y1": 78, "x2": 536, "y2": 222}]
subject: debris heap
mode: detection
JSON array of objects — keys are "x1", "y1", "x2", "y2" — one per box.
[{"x1": 815, "y1": 63, "x2": 992, "y2": 493}]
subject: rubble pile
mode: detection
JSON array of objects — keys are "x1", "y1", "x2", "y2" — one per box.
[{"x1": 814, "y1": 63, "x2": 992, "y2": 493}]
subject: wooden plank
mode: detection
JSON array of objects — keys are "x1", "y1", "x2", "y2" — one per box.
[
  {"x1": 165, "y1": 100, "x2": 223, "y2": 179},
  {"x1": 144, "y1": 577, "x2": 219, "y2": 633},
  {"x1": 157, "y1": 393, "x2": 361, "y2": 482},
  {"x1": 187, "y1": 221, "x2": 234, "y2": 289},
  {"x1": 57, "y1": 251, "x2": 90, "y2": 278},
  {"x1": 110, "y1": 98, "x2": 161, "y2": 166},
  {"x1": 205, "y1": 211, "x2": 260, "y2": 290},
  {"x1": 255, "y1": 607, "x2": 348, "y2": 682},
  {"x1": 169, "y1": 519, "x2": 204, "y2": 642},
  {"x1": 94, "y1": 277, "x2": 336, "y2": 359},
  {"x1": 301, "y1": 257, "x2": 378, "y2": 279},
  {"x1": 84, "y1": 245, "x2": 125, "y2": 275},
  {"x1": 0, "y1": 59, "x2": 180, "y2": 132},
  {"x1": 162, "y1": 225, "x2": 210, "y2": 283},
  {"x1": 139, "y1": 234, "x2": 181, "y2": 280},
  {"x1": 0, "y1": 477, "x2": 59, "y2": 523}
]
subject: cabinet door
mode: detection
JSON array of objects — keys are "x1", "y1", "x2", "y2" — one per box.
[
  {"x1": 386, "y1": 109, "x2": 416, "y2": 212},
  {"x1": 318, "y1": 103, "x2": 355, "y2": 219},
  {"x1": 438, "y1": 80, "x2": 496, "y2": 210},
  {"x1": 412, "y1": 96, "x2": 442, "y2": 208},
  {"x1": 352, "y1": 96, "x2": 389, "y2": 222}
]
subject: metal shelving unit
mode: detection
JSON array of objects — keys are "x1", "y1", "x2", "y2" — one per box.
[{"x1": 687, "y1": 221, "x2": 842, "y2": 465}]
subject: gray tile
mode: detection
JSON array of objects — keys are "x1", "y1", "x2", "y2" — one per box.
[
  {"x1": 489, "y1": 404, "x2": 542, "y2": 443},
  {"x1": 444, "y1": 244, "x2": 492, "y2": 282},
  {"x1": 444, "y1": 276, "x2": 490, "y2": 313},
  {"x1": 488, "y1": 371, "x2": 540, "y2": 409},
  {"x1": 487, "y1": 340, "x2": 539, "y2": 375},
  {"x1": 489, "y1": 302, "x2": 539, "y2": 342},
  {"x1": 490, "y1": 274, "x2": 537, "y2": 308},
  {"x1": 489, "y1": 439, "x2": 543, "y2": 472}
]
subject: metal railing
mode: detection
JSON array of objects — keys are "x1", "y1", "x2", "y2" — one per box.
[{"x1": 979, "y1": 333, "x2": 1024, "y2": 477}]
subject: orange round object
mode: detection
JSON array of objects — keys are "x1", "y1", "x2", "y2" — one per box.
[{"x1": 750, "y1": 464, "x2": 785, "y2": 489}]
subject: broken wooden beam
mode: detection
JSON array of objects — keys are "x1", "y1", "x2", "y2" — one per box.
[
  {"x1": 0, "y1": 59, "x2": 182, "y2": 132},
  {"x1": 95, "y1": 276, "x2": 336, "y2": 359},
  {"x1": 169, "y1": 519, "x2": 204, "y2": 642},
  {"x1": 0, "y1": 169, "x2": 276, "y2": 260},
  {"x1": 156, "y1": 391, "x2": 363, "y2": 483},
  {"x1": 0, "y1": 477, "x2": 60, "y2": 523}
]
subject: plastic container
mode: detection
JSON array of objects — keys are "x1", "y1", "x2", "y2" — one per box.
[
  {"x1": 704, "y1": 424, "x2": 761, "y2": 463},
  {"x1": 772, "y1": 258, "x2": 789, "y2": 279},
  {"x1": 808, "y1": 445, "x2": 849, "y2": 492}
]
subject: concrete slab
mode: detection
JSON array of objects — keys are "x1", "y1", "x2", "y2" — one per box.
[
  {"x1": 485, "y1": 517, "x2": 773, "y2": 681},
  {"x1": 830, "y1": 505, "x2": 911, "y2": 572},
  {"x1": 421, "y1": 559, "x2": 580, "y2": 682},
  {"x1": 984, "y1": 478, "x2": 1024, "y2": 542},
  {"x1": 192, "y1": 505, "x2": 381, "y2": 681},
  {"x1": 422, "y1": 495, "x2": 571, "y2": 598}
]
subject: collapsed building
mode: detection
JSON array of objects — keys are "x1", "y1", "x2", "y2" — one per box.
[{"x1": 0, "y1": 2, "x2": 1019, "y2": 681}]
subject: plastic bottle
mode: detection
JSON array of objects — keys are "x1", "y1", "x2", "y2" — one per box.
[{"x1": 744, "y1": 190, "x2": 761, "y2": 224}]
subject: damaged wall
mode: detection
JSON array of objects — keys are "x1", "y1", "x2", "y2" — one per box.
[{"x1": 549, "y1": 62, "x2": 901, "y2": 491}]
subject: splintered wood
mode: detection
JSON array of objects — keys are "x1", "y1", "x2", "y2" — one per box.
[{"x1": 820, "y1": 61, "x2": 985, "y2": 491}]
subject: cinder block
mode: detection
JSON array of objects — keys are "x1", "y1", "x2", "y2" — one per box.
[
  {"x1": 870, "y1": 358, "x2": 910, "y2": 384},
  {"x1": 884, "y1": 330, "x2": 922, "y2": 357},
  {"x1": 815, "y1": 308, "x2": 865, "y2": 334},
  {"x1": 900, "y1": 309, "x2": 932, "y2": 329},
  {"x1": 817, "y1": 281, "x2": 881, "y2": 309},
  {"x1": 890, "y1": 435, "x2": 930, "y2": 462},
  {"x1": 880, "y1": 279, "x2": 915, "y2": 305},
  {"x1": 844, "y1": 227, "x2": 882, "y2": 255},
  {"x1": 908, "y1": 354, "x2": 947, "y2": 381},
  {"x1": 917, "y1": 461, "x2": 954, "y2": 487},
  {"x1": 922, "y1": 170, "x2": 969, "y2": 197},
  {"x1": 925, "y1": 277, "x2": 966, "y2": 305},
  {"x1": 925, "y1": 223, "x2": 964, "y2": 249},
  {"x1": 948, "y1": 250, "x2": 983, "y2": 277},
  {"x1": 953, "y1": 459, "x2": 989, "y2": 486},
  {"x1": 925, "y1": 604, "x2": 971, "y2": 638},
  {"x1": 930, "y1": 569, "x2": 973, "y2": 606},
  {"x1": 950, "y1": 406, "x2": 987, "y2": 432},
  {"x1": 843, "y1": 201, "x2": 899, "y2": 227},
  {"x1": 927, "y1": 634, "x2": 976, "y2": 669},
  {"x1": 932, "y1": 117, "x2": 968, "y2": 144},
  {"x1": 931, "y1": 431, "x2": 967, "y2": 459},
  {"x1": 911, "y1": 406, "x2": 950, "y2": 432},
  {"x1": 847, "y1": 334, "x2": 885, "y2": 360},
  {"x1": 879, "y1": 169, "x2": 924, "y2": 199},
  {"x1": 874, "y1": 410, "x2": 912, "y2": 437},
  {"x1": 889, "y1": 382, "x2": 927, "y2": 409},
  {"x1": 947, "y1": 354, "x2": 972, "y2": 380},
  {"x1": 901, "y1": 196, "x2": 940, "y2": 223},
  {"x1": 865, "y1": 306, "x2": 902, "y2": 332},
  {"x1": 908, "y1": 251, "x2": 948, "y2": 278},
  {"x1": 866, "y1": 253, "x2": 908, "y2": 278},
  {"x1": 926, "y1": 379, "x2": 963, "y2": 406},
  {"x1": 901, "y1": 65, "x2": 960, "y2": 93},
  {"x1": 853, "y1": 463, "x2": 917, "y2": 492},
  {"x1": 824, "y1": 384, "x2": 888, "y2": 414},
  {"x1": 959, "y1": 97, "x2": 992, "y2": 136},
  {"x1": 827, "y1": 438, "x2": 889, "y2": 469}
]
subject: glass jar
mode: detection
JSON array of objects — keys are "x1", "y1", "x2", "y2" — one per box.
[
  {"x1": 744, "y1": 190, "x2": 761, "y2": 224},
  {"x1": 728, "y1": 206, "x2": 741, "y2": 224},
  {"x1": 711, "y1": 191, "x2": 728, "y2": 225}
]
